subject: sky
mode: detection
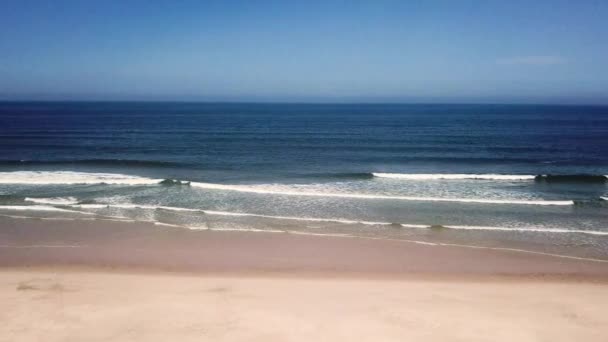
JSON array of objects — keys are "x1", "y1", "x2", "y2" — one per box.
[{"x1": 1, "y1": 0, "x2": 607, "y2": 104}]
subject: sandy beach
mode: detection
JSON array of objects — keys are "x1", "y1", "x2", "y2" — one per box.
[
  {"x1": 1, "y1": 217, "x2": 608, "y2": 341},
  {"x1": 2, "y1": 269, "x2": 608, "y2": 342}
]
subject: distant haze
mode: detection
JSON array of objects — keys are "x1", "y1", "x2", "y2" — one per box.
[{"x1": 1, "y1": 1, "x2": 607, "y2": 104}]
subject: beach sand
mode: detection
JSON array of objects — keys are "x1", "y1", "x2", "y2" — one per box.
[{"x1": 1, "y1": 217, "x2": 608, "y2": 341}]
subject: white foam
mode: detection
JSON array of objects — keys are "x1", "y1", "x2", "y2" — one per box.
[
  {"x1": 444, "y1": 225, "x2": 608, "y2": 236},
  {"x1": 206, "y1": 227, "x2": 286, "y2": 233},
  {"x1": 182, "y1": 209, "x2": 608, "y2": 236},
  {"x1": 372, "y1": 173, "x2": 535, "y2": 180},
  {"x1": 68, "y1": 204, "x2": 409, "y2": 227},
  {"x1": 0, "y1": 205, "x2": 91, "y2": 214},
  {"x1": 288, "y1": 231, "x2": 354, "y2": 237},
  {"x1": 153, "y1": 222, "x2": 184, "y2": 228},
  {"x1": 0, "y1": 171, "x2": 160, "y2": 185},
  {"x1": 63, "y1": 203, "x2": 607, "y2": 235},
  {"x1": 25, "y1": 197, "x2": 78, "y2": 205},
  {"x1": 70, "y1": 204, "x2": 111, "y2": 209},
  {"x1": 202, "y1": 210, "x2": 410, "y2": 227},
  {"x1": 71, "y1": 203, "x2": 200, "y2": 212},
  {"x1": 190, "y1": 182, "x2": 572, "y2": 206}
]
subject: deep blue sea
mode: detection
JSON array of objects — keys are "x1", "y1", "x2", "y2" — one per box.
[{"x1": 1, "y1": 102, "x2": 607, "y2": 258}]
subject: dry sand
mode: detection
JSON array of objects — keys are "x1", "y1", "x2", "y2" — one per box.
[
  {"x1": 2, "y1": 270, "x2": 608, "y2": 342},
  {"x1": 1, "y1": 217, "x2": 608, "y2": 341}
]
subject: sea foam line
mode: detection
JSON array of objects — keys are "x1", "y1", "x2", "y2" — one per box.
[
  {"x1": 0, "y1": 205, "x2": 94, "y2": 214},
  {"x1": 189, "y1": 182, "x2": 572, "y2": 206},
  {"x1": 59, "y1": 203, "x2": 608, "y2": 236},
  {"x1": 68, "y1": 204, "x2": 421, "y2": 227},
  {"x1": 443, "y1": 225, "x2": 608, "y2": 236},
  {"x1": 25, "y1": 197, "x2": 79, "y2": 205},
  {"x1": 0, "y1": 170, "x2": 580, "y2": 206},
  {"x1": 202, "y1": 210, "x2": 423, "y2": 227}
]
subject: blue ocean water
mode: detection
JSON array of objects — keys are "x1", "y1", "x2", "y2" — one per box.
[{"x1": 1, "y1": 102, "x2": 607, "y2": 257}]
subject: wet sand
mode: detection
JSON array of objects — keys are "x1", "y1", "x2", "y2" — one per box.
[{"x1": 1, "y1": 217, "x2": 608, "y2": 341}]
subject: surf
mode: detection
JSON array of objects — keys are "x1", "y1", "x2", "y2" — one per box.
[
  {"x1": 1, "y1": 204, "x2": 606, "y2": 236},
  {"x1": 0, "y1": 170, "x2": 595, "y2": 206},
  {"x1": 0, "y1": 171, "x2": 162, "y2": 185},
  {"x1": 189, "y1": 181, "x2": 573, "y2": 206}
]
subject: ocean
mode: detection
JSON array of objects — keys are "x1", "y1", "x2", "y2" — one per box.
[{"x1": 1, "y1": 102, "x2": 607, "y2": 258}]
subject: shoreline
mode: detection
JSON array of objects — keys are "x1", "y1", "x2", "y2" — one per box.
[
  {"x1": 2, "y1": 214, "x2": 608, "y2": 341},
  {"x1": 1, "y1": 217, "x2": 607, "y2": 281}
]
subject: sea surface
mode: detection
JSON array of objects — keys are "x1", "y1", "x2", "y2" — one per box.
[{"x1": 1, "y1": 102, "x2": 607, "y2": 258}]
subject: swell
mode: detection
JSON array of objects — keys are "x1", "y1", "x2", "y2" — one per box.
[
  {"x1": 1, "y1": 171, "x2": 602, "y2": 206},
  {"x1": 0, "y1": 159, "x2": 183, "y2": 167}
]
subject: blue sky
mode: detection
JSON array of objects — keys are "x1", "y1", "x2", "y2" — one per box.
[{"x1": 1, "y1": 0, "x2": 607, "y2": 103}]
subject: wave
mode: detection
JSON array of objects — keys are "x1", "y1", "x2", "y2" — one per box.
[
  {"x1": 68, "y1": 203, "x2": 418, "y2": 226},
  {"x1": 0, "y1": 171, "x2": 162, "y2": 185},
  {"x1": 202, "y1": 210, "x2": 419, "y2": 227},
  {"x1": 25, "y1": 197, "x2": 79, "y2": 205},
  {"x1": 0, "y1": 171, "x2": 596, "y2": 206},
  {"x1": 373, "y1": 173, "x2": 535, "y2": 180},
  {"x1": 0, "y1": 159, "x2": 182, "y2": 167},
  {"x1": 0, "y1": 171, "x2": 192, "y2": 187},
  {"x1": 189, "y1": 182, "x2": 573, "y2": 206},
  {"x1": 71, "y1": 203, "x2": 200, "y2": 211},
  {"x1": 0, "y1": 205, "x2": 91, "y2": 214},
  {"x1": 440, "y1": 225, "x2": 608, "y2": 236},
  {"x1": 4, "y1": 203, "x2": 606, "y2": 236},
  {"x1": 54, "y1": 203, "x2": 607, "y2": 235}
]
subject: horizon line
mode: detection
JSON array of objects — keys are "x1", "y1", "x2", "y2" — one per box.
[{"x1": 1, "y1": 99, "x2": 608, "y2": 107}]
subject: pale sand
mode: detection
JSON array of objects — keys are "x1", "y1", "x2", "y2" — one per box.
[
  {"x1": 1, "y1": 269, "x2": 607, "y2": 342},
  {"x1": 1, "y1": 217, "x2": 608, "y2": 341}
]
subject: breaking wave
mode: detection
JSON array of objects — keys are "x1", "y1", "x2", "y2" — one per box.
[
  {"x1": 2, "y1": 171, "x2": 604, "y2": 206},
  {"x1": 0, "y1": 205, "x2": 91, "y2": 214},
  {"x1": 189, "y1": 182, "x2": 573, "y2": 205},
  {"x1": 0, "y1": 171, "x2": 161, "y2": 185},
  {"x1": 25, "y1": 197, "x2": 79, "y2": 205}
]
